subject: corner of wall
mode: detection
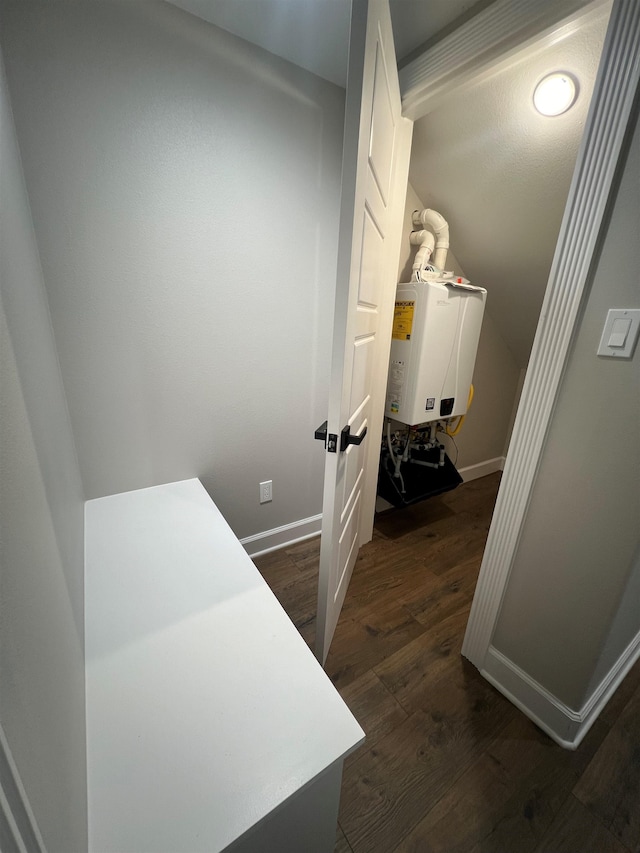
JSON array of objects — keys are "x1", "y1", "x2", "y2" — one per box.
[{"x1": 482, "y1": 631, "x2": 640, "y2": 749}]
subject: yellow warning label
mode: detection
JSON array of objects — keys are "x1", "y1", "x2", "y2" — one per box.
[{"x1": 392, "y1": 301, "x2": 415, "y2": 341}]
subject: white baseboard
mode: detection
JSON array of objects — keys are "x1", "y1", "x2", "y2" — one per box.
[
  {"x1": 0, "y1": 723, "x2": 45, "y2": 853},
  {"x1": 579, "y1": 627, "x2": 640, "y2": 742},
  {"x1": 482, "y1": 632, "x2": 640, "y2": 749},
  {"x1": 245, "y1": 457, "x2": 505, "y2": 557},
  {"x1": 240, "y1": 514, "x2": 322, "y2": 558},
  {"x1": 458, "y1": 456, "x2": 505, "y2": 482},
  {"x1": 482, "y1": 647, "x2": 581, "y2": 748}
]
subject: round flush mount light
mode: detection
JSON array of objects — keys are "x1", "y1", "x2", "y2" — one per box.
[{"x1": 533, "y1": 72, "x2": 578, "y2": 116}]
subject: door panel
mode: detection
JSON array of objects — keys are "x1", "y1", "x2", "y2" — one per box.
[
  {"x1": 315, "y1": 0, "x2": 413, "y2": 664},
  {"x1": 350, "y1": 337, "x2": 374, "y2": 416},
  {"x1": 369, "y1": 41, "x2": 396, "y2": 204},
  {"x1": 360, "y1": 206, "x2": 384, "y2": 305}
]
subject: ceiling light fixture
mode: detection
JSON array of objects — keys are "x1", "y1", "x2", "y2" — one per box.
[{"x1": 533, "y1": 72, "x2": 578, "y2": 116}]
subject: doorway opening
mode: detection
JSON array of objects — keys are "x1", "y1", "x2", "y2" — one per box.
[{"x1": 367, "y1": 0, "x2": 613, "y2": 647}]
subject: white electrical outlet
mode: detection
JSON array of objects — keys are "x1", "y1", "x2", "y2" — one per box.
[{"x1": 259, "y1": 480, "x2": 273, "y2": 504}]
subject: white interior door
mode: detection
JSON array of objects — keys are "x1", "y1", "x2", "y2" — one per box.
[{"x1": 315, "y1": 0, "x2": 412, "y2": 664}]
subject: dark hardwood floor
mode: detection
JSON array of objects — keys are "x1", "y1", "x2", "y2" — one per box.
[{"x1": 253, "y1": 473, "x2": 640, "y2": 853}]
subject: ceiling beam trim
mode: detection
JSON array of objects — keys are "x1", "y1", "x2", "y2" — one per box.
[{"x1": 399, "y1": 0, "x2": 611, "y2": 119}]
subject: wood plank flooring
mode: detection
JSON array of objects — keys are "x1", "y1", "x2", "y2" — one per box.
[{"x1": 253, "y1": 473, "x2": 640, "y2": 853}]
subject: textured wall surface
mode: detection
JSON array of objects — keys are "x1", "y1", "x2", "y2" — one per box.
[
  {"x1": 492, "y1": 107, "x2": 640, "y2": 710},
  {"x1": 0, "y1": 0, "x2": 344, "y2": 539},
  {"x1": 0, "y1": 49, "x2": 87, "y2": 852}
]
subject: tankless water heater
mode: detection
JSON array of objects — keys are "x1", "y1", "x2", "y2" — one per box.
[{"x1": 385, "y1": 278, "x2": 487, "y2": 426}]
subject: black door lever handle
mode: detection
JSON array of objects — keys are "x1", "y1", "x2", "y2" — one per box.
[
  {"x1": 314, "y1": 421, "x2": 328, "y2": 441},
  {"x1": 340, "y1": 424, "x2": 367, "y2": 452}
]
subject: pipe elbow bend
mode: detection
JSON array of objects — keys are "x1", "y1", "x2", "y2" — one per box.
[
  {"x1": 412, "y1": 208, "x2": 450, "y2": 270},
  {"x1": 412, "y1": 208, "x2": 449, "y2": 246},
  {"x1": 410, "y1": 229, "x2": 435, "y2": 272}
]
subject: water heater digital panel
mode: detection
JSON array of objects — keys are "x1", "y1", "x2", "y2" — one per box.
[{"x1": 385, "y1": 279, "x2": 487, "y2": 426}]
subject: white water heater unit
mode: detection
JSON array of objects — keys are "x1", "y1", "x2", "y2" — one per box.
[{"x1": 385, "y1": 277, "x2": 487, "y2": 426}]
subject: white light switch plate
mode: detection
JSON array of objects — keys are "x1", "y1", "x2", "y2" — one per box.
[{"x1": 597, "y1": 308, "x2": 640, "y2": 358}]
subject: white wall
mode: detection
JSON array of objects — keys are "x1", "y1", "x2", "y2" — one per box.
[
  {"x1": 0, "y1": 0, "x2": 344, "y2": 539},
  {"x1": 587, "y1": 544, "x2": 640, "y2": 697},
  {"x1": 0, "y1": 51, "x2": 87, "y2": 852},
  {"x1": 491, "y1": 106, "x2": 640, "y2": 711},
  {"x1": 397, "y1": 183, "x2": 520, "y2": 472}
]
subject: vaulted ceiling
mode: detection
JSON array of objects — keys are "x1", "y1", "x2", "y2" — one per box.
[{"x1": 168, "y1": 0, "x2": 611, "y2": 367}]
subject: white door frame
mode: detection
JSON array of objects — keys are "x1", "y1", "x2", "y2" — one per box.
[{"x1": 397, "y1": 0, "x2": 640, "y2": 669}]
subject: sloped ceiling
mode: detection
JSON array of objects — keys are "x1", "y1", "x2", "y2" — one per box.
[
  {"x1": 408, "y1": 6, "x2": 611, "y2": 366},
  {"x1": 167, "y1": 0, "x2": 351, "y2": 86},
  {"x1": 167, "y1": 0, "x2": 481, "y2": 86},
  {"x1": 167, "y1": 0, "x2": 611, "y2": 367}
]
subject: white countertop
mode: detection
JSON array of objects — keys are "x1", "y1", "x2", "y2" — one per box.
[{"x1": 85, "y1": 479, "x2": 363, "y2": 853}]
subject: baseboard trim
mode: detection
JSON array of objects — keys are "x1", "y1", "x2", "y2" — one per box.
[
  {"x1": 240, "y1": 514, "x2": 322, "y2": 558},
  {"x1": 458, "y1": 456, "x2": 505, "y2": 482},
  {"x1": 483, "y1": 633, "x2": 640, "y2": 749},
  {"x1": 0, "y1": 723, "x2": 45, "y2": 853},
  {"x1": 482, "y1": 647, "x2": 580, "y2": 748},
  {"x1": 244, "y1": 458, "x2": 506, "y2": 557},
  {"x1": 579, "y1": 627, "x2": 640, "y2": 743}
]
